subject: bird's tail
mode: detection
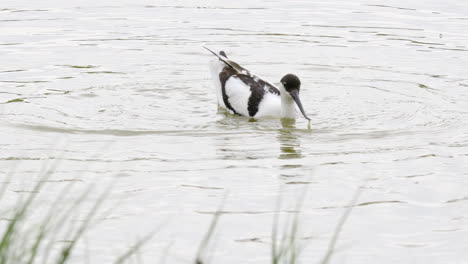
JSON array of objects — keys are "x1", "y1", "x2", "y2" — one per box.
[{"x1": 203, "y1": 47, "x2": 236, "y2": 70}]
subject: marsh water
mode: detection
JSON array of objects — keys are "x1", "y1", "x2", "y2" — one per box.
[{"x1": 1, "y1": 0, "x2": 468, "y2": 263}]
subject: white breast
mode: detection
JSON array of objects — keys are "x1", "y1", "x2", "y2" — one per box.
[{"x1": 255, "y1": 92, "x2": 281, "y2": 118}]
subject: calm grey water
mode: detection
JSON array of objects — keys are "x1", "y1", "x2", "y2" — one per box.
[{"x1": 1, "y1": 0, "x2": 468, "y2": 263}]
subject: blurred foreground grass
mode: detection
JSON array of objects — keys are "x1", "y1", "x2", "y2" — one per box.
[
  {"x1": 0, "y1": 162, "x2": 148, "y2": 264},
  {"x1": 1, "y1": 161, "x2": 359, "y2": 264}
]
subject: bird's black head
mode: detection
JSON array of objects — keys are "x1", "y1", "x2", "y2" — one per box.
[
  {"x1": 280, "y1": 74, "x2": 310, "y2": 121},
  {"x1": 280, "y1": 74, "x2": 301, "y2": 93}
]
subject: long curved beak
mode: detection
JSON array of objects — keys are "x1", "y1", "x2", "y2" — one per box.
[{"x1": 289, "y1": 90, "x2": 310, "y2": 120}]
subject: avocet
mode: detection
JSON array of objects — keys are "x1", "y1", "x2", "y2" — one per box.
[{"x1": 206, "y1": 47, "x2": 310, "y2": 120}]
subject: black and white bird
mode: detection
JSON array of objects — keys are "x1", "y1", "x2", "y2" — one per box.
[{"x1": 205, "y1": 47, "x2": 310, "y2": 120}]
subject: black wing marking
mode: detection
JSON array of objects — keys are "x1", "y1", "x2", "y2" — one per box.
[
  {"x1": 218, "y1": 66, "x2": 240, "y2": 115},
  {"x1": 235, "y1": 74, "x2": 280, "y2": 117}
]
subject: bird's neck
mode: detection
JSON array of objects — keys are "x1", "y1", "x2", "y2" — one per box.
[{"x1": 280, "y1": 87, "x2": 296, "y2": 119}]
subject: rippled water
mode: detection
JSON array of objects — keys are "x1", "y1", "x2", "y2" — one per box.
[{"x1": 1, "y1": 0, "x2": 468, "y2": 263}]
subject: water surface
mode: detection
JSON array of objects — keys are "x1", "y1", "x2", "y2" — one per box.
[{"x1": 1, "y1": 0, "x2": 468, "y2": 263}]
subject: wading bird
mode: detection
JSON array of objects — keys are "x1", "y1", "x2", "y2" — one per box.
[{"x1": 206, "y1": 47, "x2": 310, "y2": 120}]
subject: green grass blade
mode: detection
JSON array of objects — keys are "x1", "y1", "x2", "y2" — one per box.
[{"x1": 320, "y1": 187, "x2": 362, "y2": 264}]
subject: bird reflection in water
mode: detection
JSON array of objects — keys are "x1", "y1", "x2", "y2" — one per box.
[{"x1": 278, "y1": 118, "x2": 302, "y2": 160}]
